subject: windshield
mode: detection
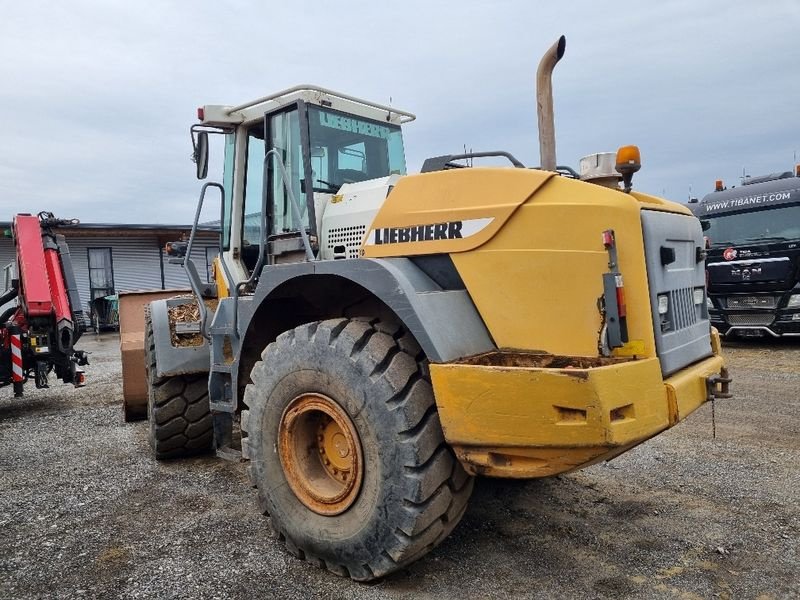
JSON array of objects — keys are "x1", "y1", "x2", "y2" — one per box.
[
  {"x1": 703, "y1": 203, "x2": 800, "y2": 247},
  {"x1": 307, "y1": 106, "x2": 406, "y2": 192}
]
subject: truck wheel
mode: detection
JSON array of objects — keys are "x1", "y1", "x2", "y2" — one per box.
[
  {"x1": 241, "y1": 318, "x2": 473, "y2": 581},
  {"x1": 145, "y1": 317, "x2": 213, "y2": 459}
]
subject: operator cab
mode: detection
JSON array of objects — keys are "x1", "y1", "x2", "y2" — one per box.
[{"x1": 193, "y1": 87, "x2": 414, "y2": 280}]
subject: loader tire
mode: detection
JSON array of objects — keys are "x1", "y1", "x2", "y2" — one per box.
[
  {"x1": 145, "y1": 317, "x2": 213, "y2": 460},
  {"x1": 241, "y1": 318, "x2": 473, "y2": 581}
]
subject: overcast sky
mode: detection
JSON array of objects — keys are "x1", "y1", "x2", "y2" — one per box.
[{"x1": 1, "y1": 1, "x2": 798, "y2": 225}]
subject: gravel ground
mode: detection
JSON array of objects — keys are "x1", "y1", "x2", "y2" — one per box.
[{"x1": 1, "y1": 334, "x2": 798, "y2": 599}]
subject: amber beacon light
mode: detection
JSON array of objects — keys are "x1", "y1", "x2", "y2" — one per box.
[{"x1": 615, "y1": 145, "x2": 641, "y2": 193}]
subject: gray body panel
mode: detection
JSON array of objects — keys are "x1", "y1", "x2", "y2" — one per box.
[
  {"x1": 150, "y1": 298, "x2": 210, "y2": 378},
  {"x1": 239, "y1": 257, "x2": 494, "y2": 363},
  {"x1": 641, "y1": 211, "x2": 712, "y2": 376},
  {"x1": 204, "y1": 257, "x2": 495, "y2": 412}
]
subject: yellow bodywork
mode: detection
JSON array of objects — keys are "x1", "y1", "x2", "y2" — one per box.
[
  {"x1": 364, "y1": 168, "x2": 555, "y2": 257},
  {"x1": 430, "y1": 347, "x2": 724, "y2": 477},
  {"x1": 363, "y1": 167, "x2": 726, "y2": 478},
  {"x1": 212, "y1": 255, "x2": 230, "y2": 299}
]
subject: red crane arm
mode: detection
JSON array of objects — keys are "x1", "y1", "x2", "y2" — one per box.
[{"x1": 13, "y1": 215, "x2": 53, "y2": 318}]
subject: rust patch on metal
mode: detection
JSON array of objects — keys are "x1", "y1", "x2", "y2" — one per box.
[
  {"x1": 488, "y1": 452, "x2": 512, "y2": 467},
  {"x1": 278, "y1": 393, "x2": 363, "y2": 516},
  {"x1": 560, "y1": 369, "x2": 590, "y2": 380},
  {"x1": 222, "y1": 336, "x2": 234, "y2": 364},
  {"x1": 456, "y1": 350, "x2": 631, "y2": 369}
]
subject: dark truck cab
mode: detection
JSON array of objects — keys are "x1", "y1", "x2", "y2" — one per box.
[{"x1": 693, "y1": 170, "x2": 800, "y2": 338}]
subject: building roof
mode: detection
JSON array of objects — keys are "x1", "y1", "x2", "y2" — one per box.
[{"x1": 0, "y1": 220, "x2": 220, "y2": 238}]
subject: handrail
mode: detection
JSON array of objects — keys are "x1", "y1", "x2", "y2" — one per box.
[
  {"x1": 184, "y1": 182, "x2": 225, "y2": 340},
  {"x1": 225, "y1": 84, "x2": 416, "y2": 123},
  {"x1": 231, "y1": 149, "x2": 316, "y2": 337},
  {"x1": 420, "y1": 151, "x2": 525, "y2": 173},
  {"x1": 268, "y1": 149, "x2": 316, "y2": 262}
]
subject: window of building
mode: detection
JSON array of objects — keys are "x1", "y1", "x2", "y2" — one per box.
[{"x1": 87, "y1": 247, "x2": 114, "y2": 300}]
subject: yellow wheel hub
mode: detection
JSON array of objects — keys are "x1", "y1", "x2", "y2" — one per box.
[{"x1": 278, "y1": 393, "x2": 363, "y2": 516}]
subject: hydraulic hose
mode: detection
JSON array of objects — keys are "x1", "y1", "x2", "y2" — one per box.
[
  {"x1": 0, "y1": 304, "x2": 18, "y2": 327},
  {"x1": 0, "y1": 286, "x2": 18, "y2": 311}
]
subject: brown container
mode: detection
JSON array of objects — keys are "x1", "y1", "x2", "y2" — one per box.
[{"x1": 118, "y1": 289, "x2": 189, "y2": 421}]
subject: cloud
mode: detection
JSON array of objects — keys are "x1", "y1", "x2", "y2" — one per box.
[{"x1": 0, "y1": 0, "x2": 798, "y2": 222}]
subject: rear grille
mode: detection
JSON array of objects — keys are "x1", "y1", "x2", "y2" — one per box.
[
  {"x1": 669, "y1": 287, "x2": 698, "y2": 330},
  {"x1": 726, "y1": 295, "x2": 777, "y2": 309},
  {"x1": 727, "y1": 314, "x2": 775, "y2": 326}
]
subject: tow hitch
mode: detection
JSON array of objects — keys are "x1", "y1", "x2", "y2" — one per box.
[
  {"x1": 706, "y1": 367, "x2": 732, "y2": 439},
  {"x1": 706, "y1": 367, "x2": 732, "y2": 401}
]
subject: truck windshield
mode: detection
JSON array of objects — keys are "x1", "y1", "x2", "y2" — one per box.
[
  {"x1": 307, "y1": 106, "x2": 406, "y2": 192},
  {"x1": 703, "y1": 204, "x2": 800, "y2": 247}
]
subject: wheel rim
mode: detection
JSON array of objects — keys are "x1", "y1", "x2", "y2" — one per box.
[{"x1": 278, "y1": 393, "x2": 363, "y2": 516}]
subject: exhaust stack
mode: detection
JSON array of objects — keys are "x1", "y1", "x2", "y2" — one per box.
[{"x1": 537, "y1": 35, "x2": 566, "y2": 172}]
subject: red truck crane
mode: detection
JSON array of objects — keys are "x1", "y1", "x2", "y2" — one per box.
[{"x1": 1, "y1": 212, "x2": 88, "y2": 397}]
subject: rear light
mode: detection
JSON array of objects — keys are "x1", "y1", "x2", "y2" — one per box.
[
  {"x1": 197, "y1": 107, "x2": 205, "y2": 121},
  {"x1": 615, "y1": 275, "x2": 626, "y2": 317},
  {"x1": 657, "y1": 295, "x2": 669, "y2": 315}
]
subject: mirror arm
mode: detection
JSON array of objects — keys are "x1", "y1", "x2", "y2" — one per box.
[{"x1": 189, "y1": 124, "x2": 234, "y2": 180}]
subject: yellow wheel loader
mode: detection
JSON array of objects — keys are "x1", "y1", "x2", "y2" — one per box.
[{"x1": 121, "y1": 36, "x2": 730, "y2": 580}]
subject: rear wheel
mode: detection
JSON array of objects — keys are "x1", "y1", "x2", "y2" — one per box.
[
  {"x1": 145, "y1": 317, "x2": 213, "y2": 459},
  {"x1": 241, "y1": 318, "x2": 473, "y2": 580}
]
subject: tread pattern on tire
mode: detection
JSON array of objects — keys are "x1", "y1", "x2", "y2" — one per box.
[
  {"x1": 240, "y1": 317, "x2": 474, "y2": 581},
  {"x1": 145, "y1": 315, "x2": 213, "y2": 460}
]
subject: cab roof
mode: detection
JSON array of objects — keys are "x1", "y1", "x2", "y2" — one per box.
[
  {"x1": 694, "y1": 175, "x2": 800, "y2": 217},
  {"x1": 198, "y1": 85, "x2": 415, "y2": 128}
]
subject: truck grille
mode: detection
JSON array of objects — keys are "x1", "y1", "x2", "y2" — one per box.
[
  {"x1": 726, "y1": 295, "x2": 776, "y2": 309},
  {"x1": 727, "y1": 314, "x2": 774, "y2": 326}
]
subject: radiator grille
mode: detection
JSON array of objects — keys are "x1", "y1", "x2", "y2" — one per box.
[
  {"x1": 726, "y1": 295, "x2": 777, "y2": 309},
  {"x1": 327, "y1": 225, "x2": 366, "y2": 259},
  {"x1": 669, "y1": 287, "x2": 698, "y2": 331},
  {"x1": 727, "y1": 313, "x2": 775, "y2": 326}
]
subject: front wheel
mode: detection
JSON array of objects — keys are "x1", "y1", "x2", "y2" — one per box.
[
  {"x1": 145, "y1": 317, "x2": 213, "y2": 459},
  {"x1": 241, "y1": 318, "x2": 473, "y2": 581}
]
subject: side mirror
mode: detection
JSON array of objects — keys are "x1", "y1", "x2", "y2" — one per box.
[
  {"x1": 194, "y1": 131, "x2": 209, "y2": 180},
  {"x1": 700, "y1": 219, "x2": 711, "y2": 232}
]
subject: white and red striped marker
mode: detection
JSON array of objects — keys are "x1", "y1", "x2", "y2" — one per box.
[{"x1": 10, "y1": 332, "x2": 23, "y2": 383}]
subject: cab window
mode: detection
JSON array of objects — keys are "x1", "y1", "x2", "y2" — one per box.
[
  {"x1": 221, "y1": 133, "x2": 235, "y2": 250},
  {"x1": 307, "y1": 106, "x2": 406, "y2": 192},
  {"x1": 268, "y1": 109, "x2": 307, "y2": 234},
  {"x1": 242, "y1": 127, "x2": 265, "y2": 248}
]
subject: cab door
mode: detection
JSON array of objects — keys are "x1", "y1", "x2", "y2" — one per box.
[{"x1": 264, "y1": 105, "x2": 317, "y2": 264}]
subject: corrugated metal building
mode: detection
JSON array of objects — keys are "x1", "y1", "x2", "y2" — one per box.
[{"x1": 1, "y1": 221, "x2": 219, "y2": 322}]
